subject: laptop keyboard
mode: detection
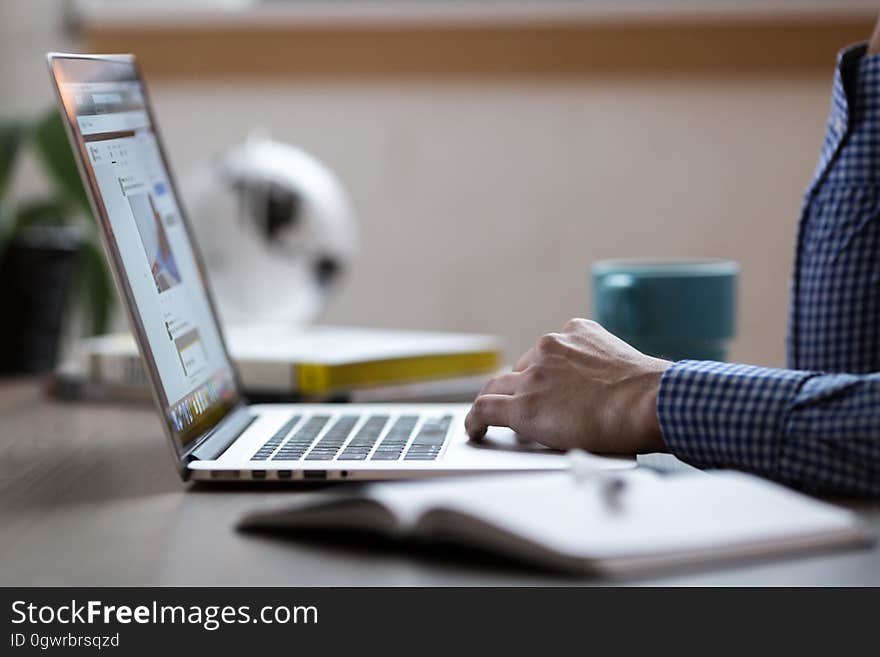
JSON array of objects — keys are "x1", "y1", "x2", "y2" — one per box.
[
  {"x1": 250, "y1": 415, "x2": 302, "y2": 461},
  {"x1": 272, "y1": 415, "x2": 332, "y2": 461},
  {"x1": 304, "y1": 415, "x2": 359, "y2": 460},
  {"x1": 337, "y1": 414, "x2": 390, "y2": 460},
  {"x1": 251, "y1": 413, "x2": 452, "y2": 462},
  {"x1": 403, "y1": 415, "x2": 452, "y2": 460},
  {"x1": 370, "y1": 415, "x2": 419, "y2": 460}
]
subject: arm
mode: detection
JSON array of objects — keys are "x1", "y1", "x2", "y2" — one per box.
[
  {"x1": 465, "y1": 320, "x2": 880, "y2": 497},
  {"x1": 659, "y1": 362, "x2": 880, "y2": 497}
]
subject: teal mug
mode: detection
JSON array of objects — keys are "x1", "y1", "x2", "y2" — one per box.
[{"x1": 591, "y1": 259, "x2": 738, "y2": 362}]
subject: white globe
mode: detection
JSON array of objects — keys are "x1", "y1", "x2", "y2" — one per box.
[{"x1": 184, "y1": 136, "x2": 357, "y2": 326}]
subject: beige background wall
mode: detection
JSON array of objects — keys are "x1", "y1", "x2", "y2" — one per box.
[{"x1": 2, "y1": 1, "x2": 848, "y2": 368}]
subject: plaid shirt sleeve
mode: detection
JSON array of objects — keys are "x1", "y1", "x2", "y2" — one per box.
[
  {"x1": 658, "y1": 362, "x2": 880, "y2": 496},
  {"x1": 656, "y1": 44, "x2": 880, "y2": 498}
]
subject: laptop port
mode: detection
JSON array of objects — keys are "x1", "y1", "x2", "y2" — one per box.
[
  {"x1": 277, "y1": 470, "x2": 292, "y2": 480},
  {"x1": 303, "y1": 470, "x2": 327, "y2": 480},
  {"x1": 251, "y1": 470, "x2": 266, "y2": 480},
  {"x1": 211, "y1": 470, "x2": 240, "y2": 480}
]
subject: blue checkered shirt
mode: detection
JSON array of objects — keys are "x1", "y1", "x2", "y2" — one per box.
[{"x1": 657, "y1": 44, "x2": 880, "y2": 497}]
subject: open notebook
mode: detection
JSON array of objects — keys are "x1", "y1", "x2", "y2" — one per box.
[{"x1": 239, "y1": 467, "x2": 872, "y2": 576}]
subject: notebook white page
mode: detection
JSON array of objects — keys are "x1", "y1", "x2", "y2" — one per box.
[{"x1": 367, "y1": 469, "x2": 866, "y2": 561}]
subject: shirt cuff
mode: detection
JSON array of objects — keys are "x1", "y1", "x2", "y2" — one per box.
[{"x1": 656, "y1": 360, "x2": 815, "y2": 476}]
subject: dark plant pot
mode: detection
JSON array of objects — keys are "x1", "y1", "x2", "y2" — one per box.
[{"x1": 0, "y1": 227, "x2": 81, "y2": 374}]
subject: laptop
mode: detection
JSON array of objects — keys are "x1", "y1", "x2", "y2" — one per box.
[{"x1": 46, "y1": 52, "x2": 582, "y2": 483}]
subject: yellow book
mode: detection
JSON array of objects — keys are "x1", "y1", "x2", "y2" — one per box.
[
  {"x1": 82, "y1": 324, "x2": 503, "y2": 396},
  {"x1": 296, "y1": 351, "x2": 500, "y2": 395}
]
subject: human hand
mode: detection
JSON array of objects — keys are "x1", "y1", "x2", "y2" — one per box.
[{"x1": 465, "y1": 319, "x2": 672, "y2": 454}]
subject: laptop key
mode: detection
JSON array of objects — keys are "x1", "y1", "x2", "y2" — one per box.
[{"x1": 371, "y1": 453, "x2": 403, "y2": 461}]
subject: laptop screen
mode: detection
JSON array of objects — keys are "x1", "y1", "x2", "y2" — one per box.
[{"x1": 49, "y1": 55, "x2": 241, "y2": 453}]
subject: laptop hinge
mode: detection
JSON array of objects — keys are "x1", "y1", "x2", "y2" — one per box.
[{"x1": 187, "y1": 406, "x2": 257, "y2": 462}]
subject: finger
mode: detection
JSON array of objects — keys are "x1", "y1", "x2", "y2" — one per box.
[
  {"x1": 465, "y1": 394, "x2": 516, "y2": 440},
  {"x1": 478, "y1": 371, "x2": 522, "y2": 396},
  {"x1": 514, "y1": 347, "x2": 536, "y2": 372}
]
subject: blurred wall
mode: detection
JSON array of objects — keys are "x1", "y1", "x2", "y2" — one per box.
[{"x1": 1, "y1": 1, "x2": 843, "y2": 367}]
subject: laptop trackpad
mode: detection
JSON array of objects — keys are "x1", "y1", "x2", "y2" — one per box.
[{"x1": 468, "y1": 426, "x2": 564, "y2": 454}]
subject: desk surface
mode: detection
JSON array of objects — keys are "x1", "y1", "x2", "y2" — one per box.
[{"x1": 1, "y1": 379, "x2": 878, "y2": 586}]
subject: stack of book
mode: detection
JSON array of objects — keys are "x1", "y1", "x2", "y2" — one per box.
[{"x1": 50, "y1": 324, "x2": 504, "y2": 404}]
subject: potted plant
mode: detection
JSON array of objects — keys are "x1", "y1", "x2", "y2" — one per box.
[{"x1": 0, "y1": 109, "x2": 114, "y2": 374}]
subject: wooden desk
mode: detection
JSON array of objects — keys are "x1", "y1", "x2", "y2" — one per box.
[{"x1": 1, "y1": 378, "x2": 878, "y2": 586}]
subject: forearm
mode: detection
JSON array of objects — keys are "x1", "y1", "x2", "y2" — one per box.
[{"x1": 657, "y1": 362, "x2": 880, "y2": 497}]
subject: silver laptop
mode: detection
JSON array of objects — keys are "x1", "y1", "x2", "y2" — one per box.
[{"x1": 47, "y1": 52, "x2": 570, "y2": 482}]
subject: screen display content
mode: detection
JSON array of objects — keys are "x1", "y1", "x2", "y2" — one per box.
[{"x1": 51, "y1": 57, "x2": 238, "y2": 449}]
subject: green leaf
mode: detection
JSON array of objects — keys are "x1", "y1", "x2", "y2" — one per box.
[
  {"x1": 7, "y1": 110, "x2": 114, "y2": 335},
  {"x1": 31, "y1": 109, "x2": 91, "y2": 212},
  {"x1": 0, "y1": 200, "x2": 14, "y2": 257},
  {"x1": 13, "y1": 197, "x2": 71, "y2": 230},
  {"x1": 77, "y1": 239, "x2": 116, "y2": 336},
  {"x1": 79, "y1": 240, "x2": 115, "y2": 336},
  {"x1": 0, "y1": 116, "x2": 28, "y2": 196}
]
